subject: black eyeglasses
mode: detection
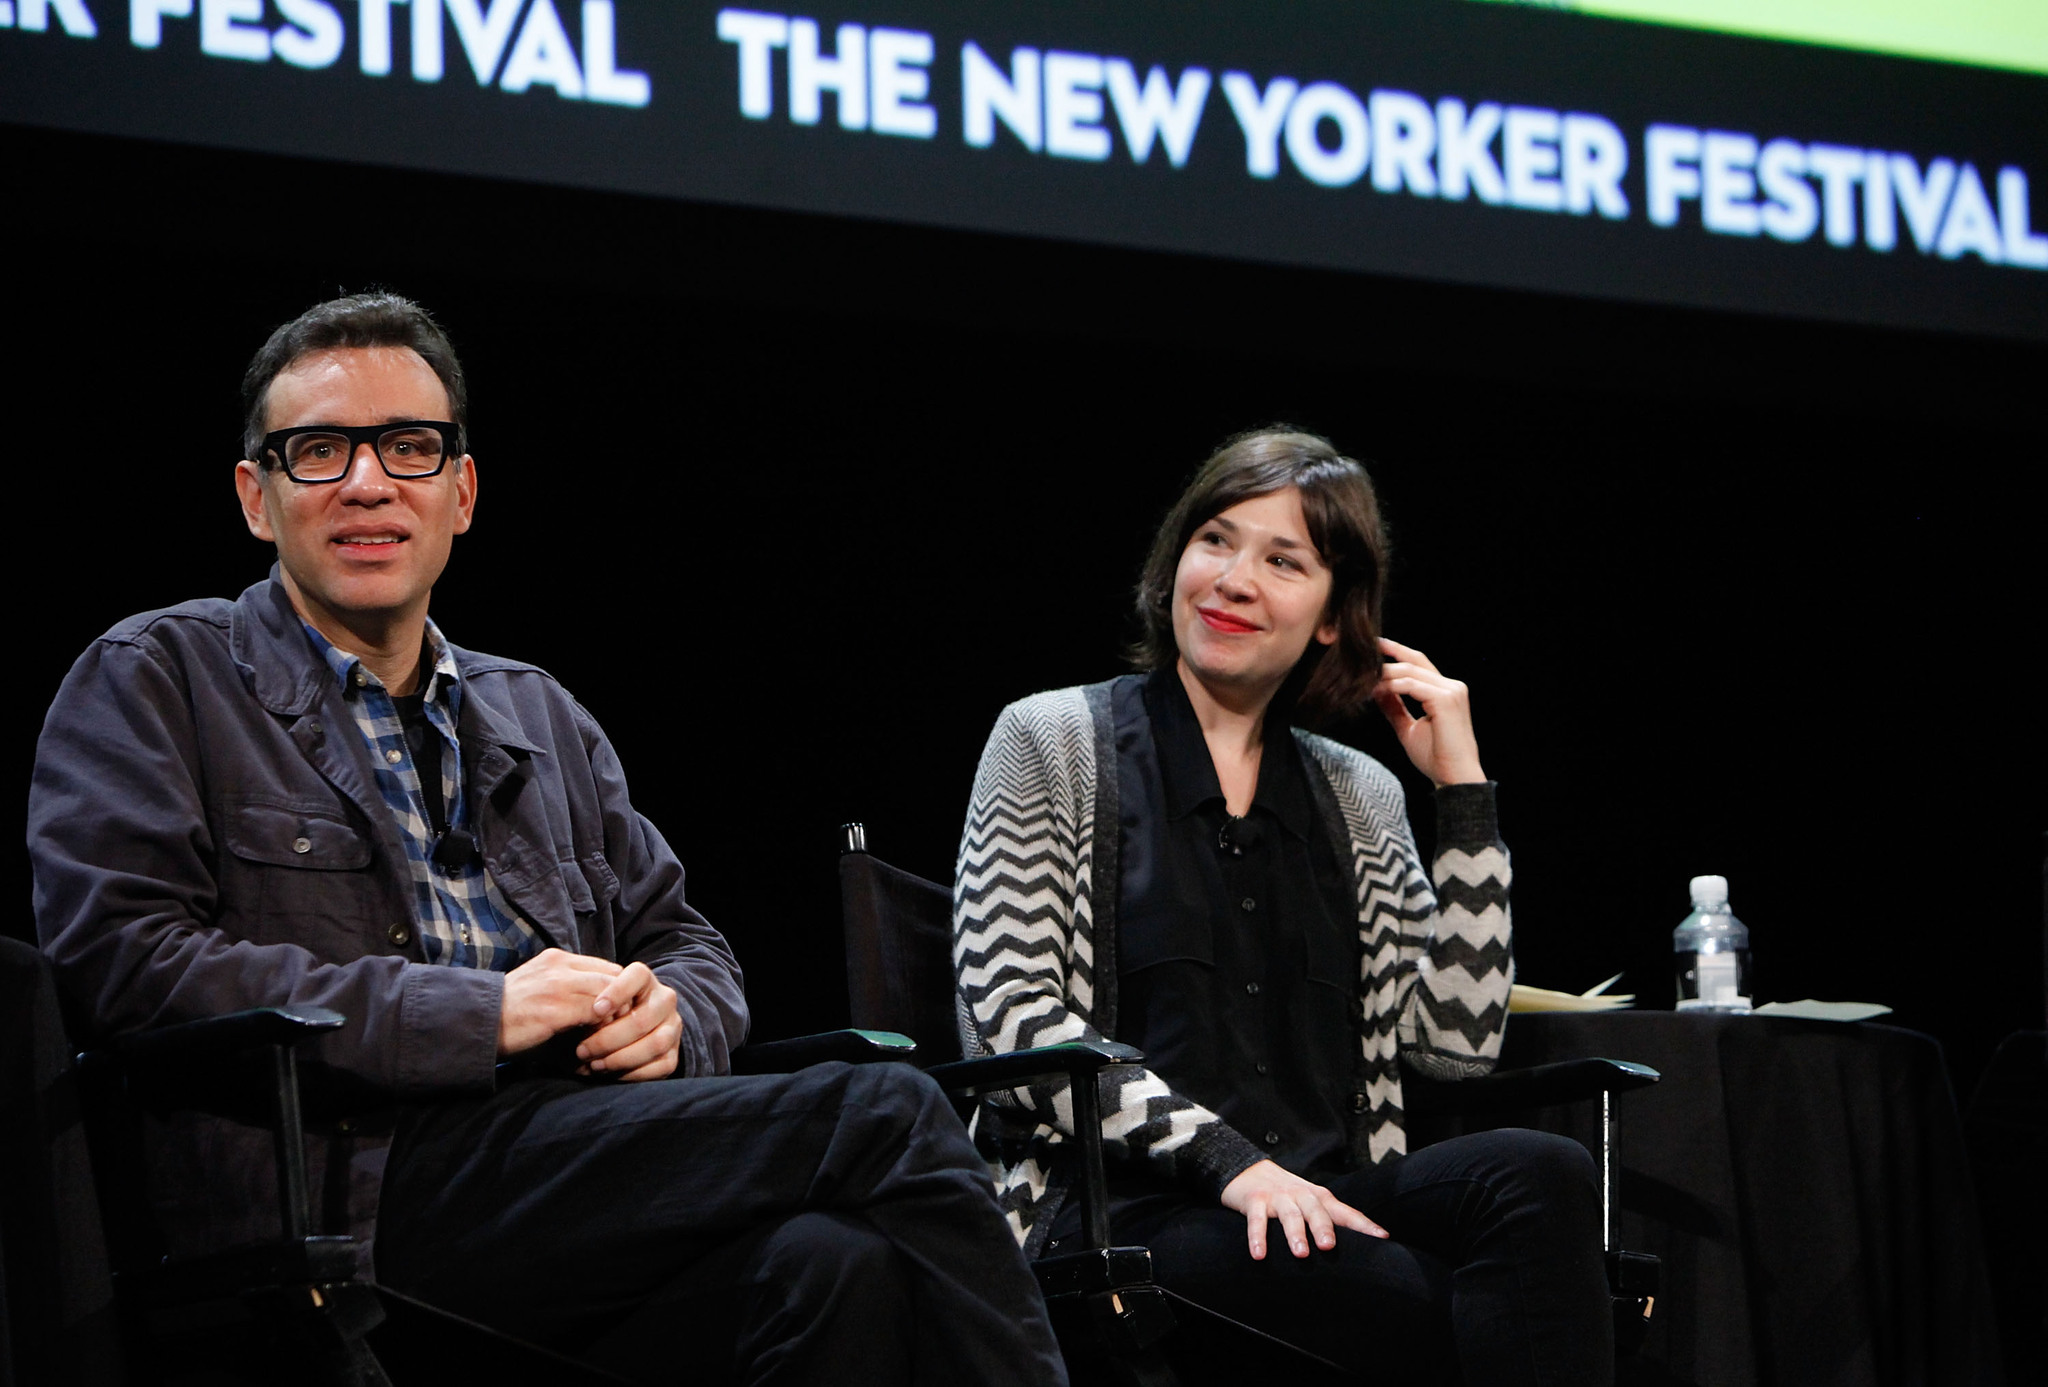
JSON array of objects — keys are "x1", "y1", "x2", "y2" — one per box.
[{"x1": 260, "y1": 422, "x2": 462, "y2": 483}]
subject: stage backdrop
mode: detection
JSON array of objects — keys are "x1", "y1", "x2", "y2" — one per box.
[{"x1": 3, "y1": 0, "x2": 2047, "y2": 338}]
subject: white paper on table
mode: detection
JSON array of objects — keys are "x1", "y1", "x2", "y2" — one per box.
[
  {"x1": 1751, "y1": 999, "x2": 1893, "y2": 1022},
  {"x1": 1509, "y1": 982, "x2": 1636, "y2": 1013}
]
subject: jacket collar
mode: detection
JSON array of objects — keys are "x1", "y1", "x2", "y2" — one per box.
[
  {"x1": 229, "y1": 566, "x2": 545, "y2": 761},
  {"x1": 230, "y1": 566, "x2": 340, "y2": 717},
  {"x1": 449, "y1": 646, "x2": 547, "y2": 763}
]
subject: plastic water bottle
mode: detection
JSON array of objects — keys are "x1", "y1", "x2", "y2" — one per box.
[{"x1": 1674, "y1": 875, "x2": 1752, "y2": 1012}]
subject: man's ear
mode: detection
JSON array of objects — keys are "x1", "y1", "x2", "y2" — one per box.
[
  {"x1": 234, "y1": 460, "x2": 275, "y2": 541},
  {"x1": 451, "y1": 454, "x2": 478, "y2": 536}
]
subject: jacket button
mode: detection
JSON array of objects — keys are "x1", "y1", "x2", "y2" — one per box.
[
  {"x1": 1240, "y1": 897, "x2": 1256, "y2": 912},
  {"x1": 1245, "y1": 982, "x2": 1261, "y2": 996},
  {"x1": 1263, "y1": 1130, "x2": 1281, "y2": 1146},
  {"x1": 337, "y1": 1117, "x2": 355, "y2": 1134},
  {"x1": 1255, "y1": 1061, "x2": 1270, "y2": 1075},
  {"x1": 292, "y1": 836, "x2": 312, "y2": 854},
  {"x1": 388, "y1": 922, "x2": 412, "y2": 947}
]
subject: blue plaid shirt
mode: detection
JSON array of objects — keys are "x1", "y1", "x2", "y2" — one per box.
[{"x1": 306, "y1": 621, "x2": 542, "y2": 971}]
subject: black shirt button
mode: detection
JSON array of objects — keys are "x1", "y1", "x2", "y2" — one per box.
[
  {"x1": 1245, "y1": 982, "x2": 1261, "y2": 996},
  {"x1": 1255, "y1": 1061, "x2": 1270, "y2": 1075},
  {"x1": 387, "y1": 922, "x2": 412, "y2": 947},
  {"x1": 1263, "y1": 1130, "x2": 1281, "y2": 1146},
  {"x1": 1240, "y1": 897, "x2": 1256, "y2": 912}
]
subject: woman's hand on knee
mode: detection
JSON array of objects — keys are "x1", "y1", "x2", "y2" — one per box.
[{"x1": 1220, "y1": 1160, "x2": 1388, "y2": 1260}]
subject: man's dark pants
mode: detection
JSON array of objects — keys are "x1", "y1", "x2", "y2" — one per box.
[{"x1": 377, "y1": 1061, "x2": 1066, "y2": 1386}]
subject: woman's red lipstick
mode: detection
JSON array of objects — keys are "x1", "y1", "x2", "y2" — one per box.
[{"x1": 1197, "y1": 607, "x2": 1259, "y2": 634}]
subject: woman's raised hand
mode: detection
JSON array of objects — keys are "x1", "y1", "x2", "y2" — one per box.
[
  {"x1": 1220, "y1": 1159, "x2": 1388, "y2": 1260},
  {"x1": 1371, "y1": 637, "x2": 1487, "y2": 787}
]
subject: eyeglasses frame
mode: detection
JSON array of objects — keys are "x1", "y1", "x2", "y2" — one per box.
[{"x1": 259, "y1": 421, "x2": 465, "y2": 484}]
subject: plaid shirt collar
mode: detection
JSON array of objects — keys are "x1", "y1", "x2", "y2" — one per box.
[{"x1": 306, "y1": 619, "x2": 464, "y2": 718}]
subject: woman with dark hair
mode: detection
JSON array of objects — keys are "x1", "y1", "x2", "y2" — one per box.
[{"x1": 954, "y1": 428, "x2": 1611, "y2": 1384}]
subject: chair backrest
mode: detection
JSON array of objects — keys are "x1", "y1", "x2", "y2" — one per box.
[
  {"x1": 838, "y1": 830, "x2": 963, "y2": 1067},
  {"x1": 0, "y1": 934, "x2": 125, "y2": 1386}
]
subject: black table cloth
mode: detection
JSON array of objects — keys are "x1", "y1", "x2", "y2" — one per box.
[{"x1": 1418, "y1": 1012, "x2": 2006, "y2": 1387}]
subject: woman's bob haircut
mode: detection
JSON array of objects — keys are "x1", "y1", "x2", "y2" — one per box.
[{"x1": 1132, "y1": 427, "x2": 1391, "y2": 727}]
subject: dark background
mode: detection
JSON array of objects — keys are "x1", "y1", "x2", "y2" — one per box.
[{"x1": 5, "y1": 120, "x2": 2043, "y2": 1103}]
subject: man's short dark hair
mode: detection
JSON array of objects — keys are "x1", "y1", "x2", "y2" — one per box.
[
  {"x1": 1131, "y1": 426, "x2": 1392, "y2": 728},
  {"x1": 241, "y1": 292, "x2": 468, "y2": 465}
]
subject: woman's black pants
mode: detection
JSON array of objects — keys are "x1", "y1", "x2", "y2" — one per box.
[
  {"x1": 375, "y1": 1061, "x2": 1068, "y2": 1387},
  {"x1": 1051, "y1": 1128, "x2": 1612, "y2": 1387}
]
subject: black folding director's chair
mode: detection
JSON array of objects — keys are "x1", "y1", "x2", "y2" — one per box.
[
  {"x1": 0, "y1": 931, "x2": 918, "y2": 1387},
  {"x1": 837, "y1": 823, "x2": 1664, "y2": 1386}
]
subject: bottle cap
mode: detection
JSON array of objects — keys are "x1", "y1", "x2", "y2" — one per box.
[{"x1": 1689, "y1": 874, "x2": 1729, "y2": 908}]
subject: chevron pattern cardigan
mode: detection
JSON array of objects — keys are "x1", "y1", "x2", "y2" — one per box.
[{"x1": 953, "y1": 680, "x2": 1514, "y2": 1253}]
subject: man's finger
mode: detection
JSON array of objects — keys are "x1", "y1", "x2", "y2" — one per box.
[
  {"x1": 593, "y1": 962, "x2": 654, "y2": 1019},
  {"x1": 614, "y1": 1048, "x2": 680, "y2": 1083},
  {"x1": 578, "y1": 1002, "x2": 662, "y2": 1062},
  {"x1": 1245, "y1": 1200, "x2": 1269, "y2": 1260},
  {"x1": 581, "y1": 983, "x2": 676, "y2": 1060},
  {"x1": 589, "y1": 1017, "x2": 680, "y2": 1075},
  {"x1": 518, "y1": 948, "x2": 620, "y2": 977}
]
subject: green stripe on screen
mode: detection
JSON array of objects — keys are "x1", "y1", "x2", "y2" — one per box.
[{"x1": 1471, "y1": 0, "x2": 2048, "y2": 79}]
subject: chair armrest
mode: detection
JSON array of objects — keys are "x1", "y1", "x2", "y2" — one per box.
[
  {"x1": 1404, "y1": 1057, "x2": 1660, "y2": 1116},
  {"x1": 729, "y1": 1029, "x2": 918, "y2": 1074},
  {"x1": 75, "y1": 1005, "x2": 350, "y2": 1251},
  {"x1": 77, "y1": 1005, "x2": 346, "y2": 1074},
  {"x1": 925, "y1": 1040, "x2": 1144, "y2": 1097}
]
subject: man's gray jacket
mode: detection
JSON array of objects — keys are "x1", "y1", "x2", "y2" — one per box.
[{"x1": 28, "y1": 571, "x2": 749, "y2": 1268}]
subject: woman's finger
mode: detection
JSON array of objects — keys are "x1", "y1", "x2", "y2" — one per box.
[
  {"x1": 1372, "y1": 684, "x2": 1416, "y2": 731},
  {"x1": 1377, "y1": 636, "x2": 1439, "y2": 674},
  {"x1": 1275, "y1": 1198, "x2": 1311, "y2": 1259},
  {"x1": 1378, "y1": 675, "x2": 1468, "y2": 714},
  {"x1": 1324, "y1": 1194, "x2": 1390, "y2": 1240},
  {"x1": 1245, "y1": 1199, "x2": 1270, "y2": 1260},
  {"x1": 1303, "y1": 1196, "x2": 1338, "y2": 1252},
  {"x1": 1378, "y1": 661, "x2": 1457, "y2": 696}
]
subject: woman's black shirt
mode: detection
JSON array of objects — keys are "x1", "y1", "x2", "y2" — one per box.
[{"x1": 1113, "y1": 670, "x2": 1363, "y2": 1180}]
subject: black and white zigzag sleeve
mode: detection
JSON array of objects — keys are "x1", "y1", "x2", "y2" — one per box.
[{"x1": 1301, "y1": 738, "x2": 1513, "y2": 1152}]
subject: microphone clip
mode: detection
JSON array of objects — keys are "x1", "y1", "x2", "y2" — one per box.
[{"x1": 431, "y1": 827, "x2": 480, "y2": 869}]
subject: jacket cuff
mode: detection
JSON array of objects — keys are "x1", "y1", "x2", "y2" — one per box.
[
  {"x1": 1183, "y1": 1121, "x2": 1269, "y2": 1199},
  {"x1": 1434, "y1": 781, "x2": 1501, "y2": 853},
  {"x1": 394, "y1": 964, "x2": 504, "y2": 1095}
]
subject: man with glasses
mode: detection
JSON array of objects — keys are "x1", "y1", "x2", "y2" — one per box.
[{"x1": 28, "y1": 293, "x2": 1066, "y2": 1385}]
